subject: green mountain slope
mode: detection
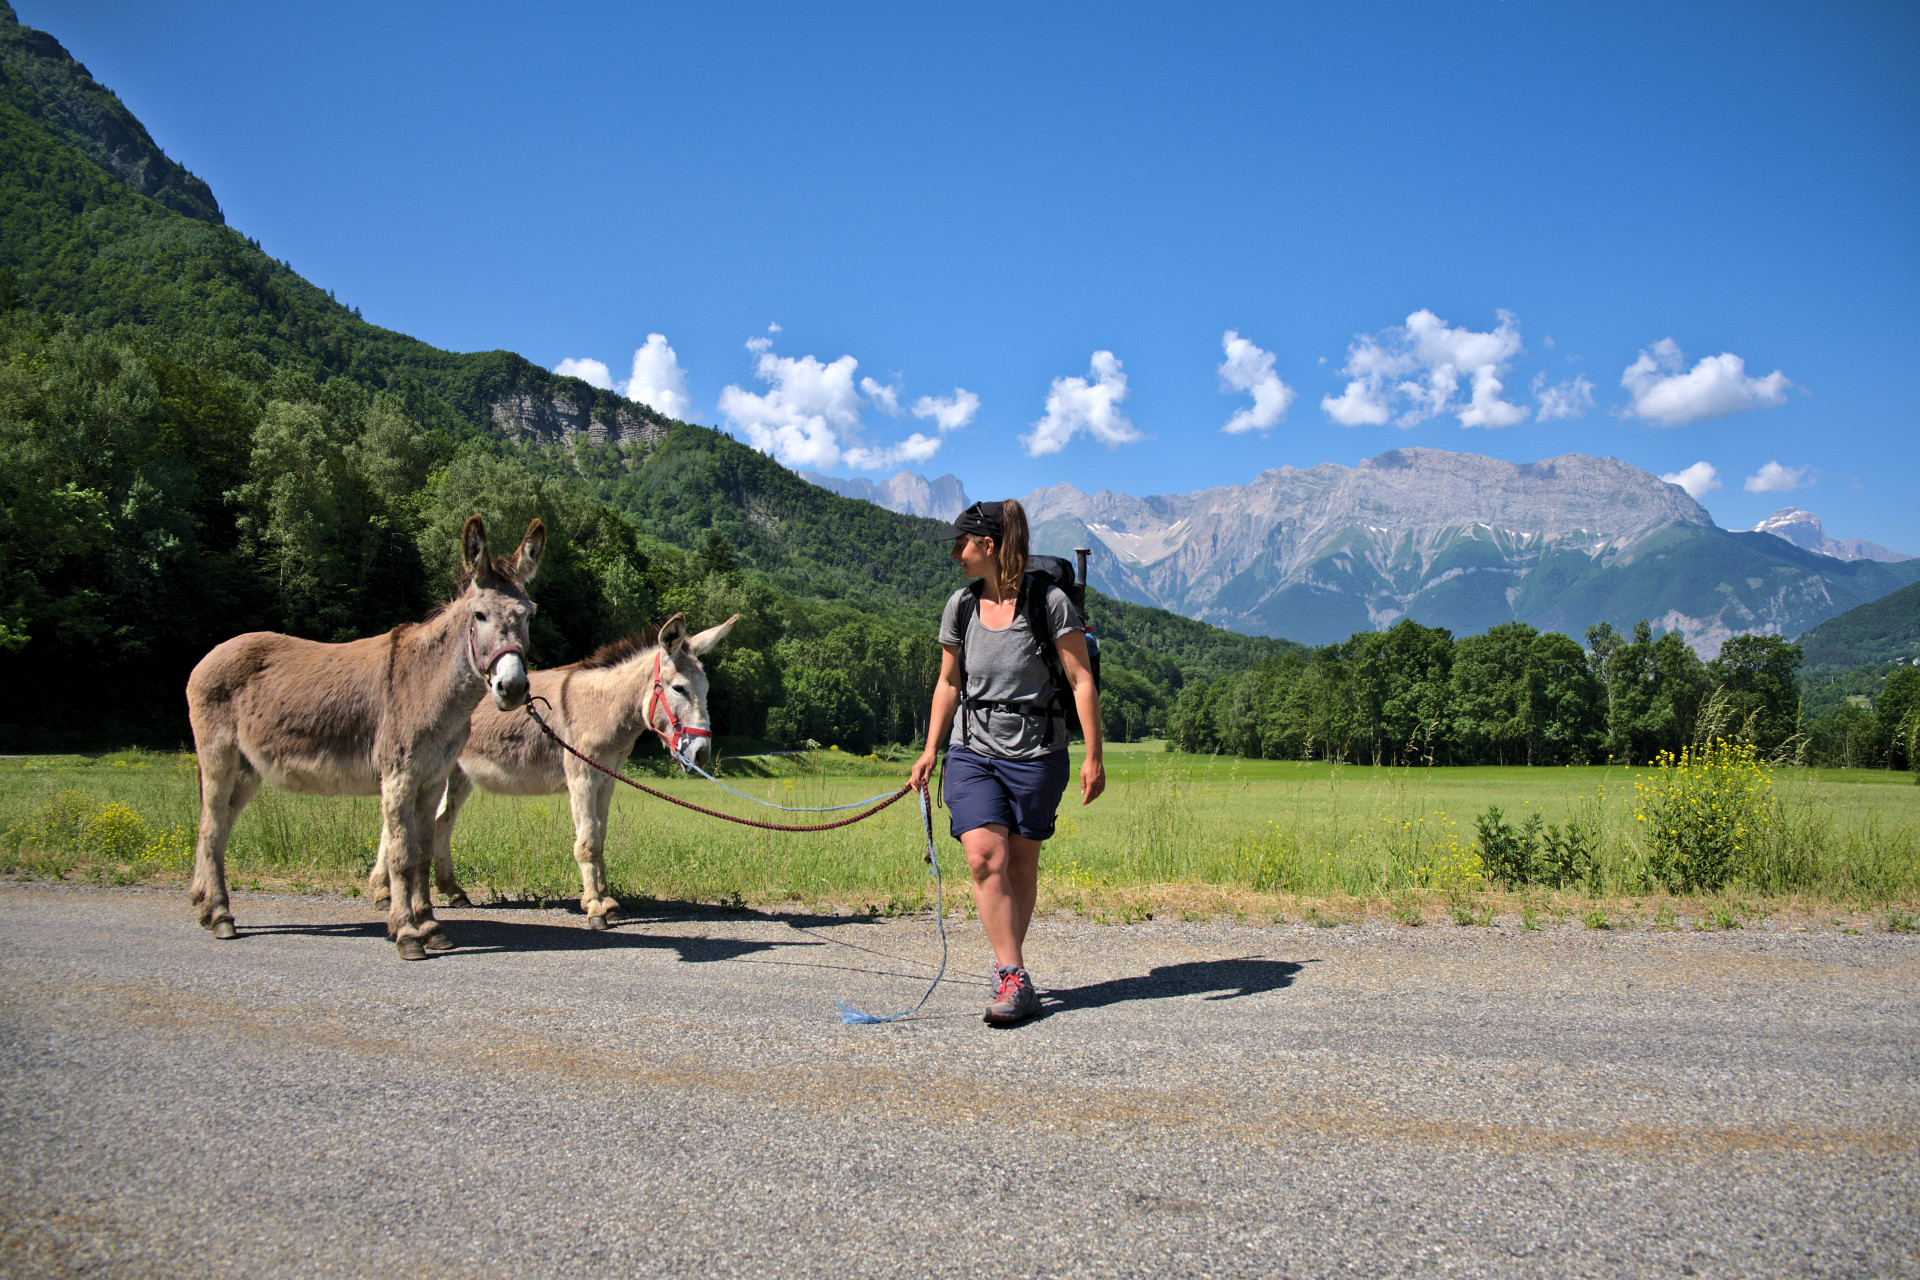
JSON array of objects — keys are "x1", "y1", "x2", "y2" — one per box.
[
  {"x1": 0, "y1": 2, "x2": 221, "y2": 223},
  {"x1": 0, "y1": 1, "x2": 1300, "y2": 749},
  {"x1": 1796, "y1": 580, "x2": 1920, "y2": 668}
]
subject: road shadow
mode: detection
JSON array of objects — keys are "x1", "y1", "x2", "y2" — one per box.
[
  {"x1": 473, "y1": 896, "x2": 877, "y2": 932},
  {"x1": 240, "y1": 917, "x2": 818, "y2": 964},
  {"x1": 1043, "y1": 957, "x2": 1312, "y2": 1015}
]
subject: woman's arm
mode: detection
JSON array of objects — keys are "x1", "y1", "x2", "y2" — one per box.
[
  {"x1": 909, "y1": 644, "x2": 963, "y2": 792},
  {"x1": 1054, "y1": 628, "x2": 1106, "y2": 805}
]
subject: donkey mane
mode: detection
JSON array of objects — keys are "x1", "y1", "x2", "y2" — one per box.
[{"x1": 577, "y1": 625, "x2": 664, "y2": 671}]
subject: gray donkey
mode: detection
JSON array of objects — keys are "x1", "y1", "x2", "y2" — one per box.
[
  {"x1": 186, "y1": 516, "x2": 545, "y2": 959},
  {"x1": 368, "y1": 611, "x2": 737, "y2": 928}
]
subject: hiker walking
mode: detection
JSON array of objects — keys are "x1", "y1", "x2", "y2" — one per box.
[{"x1": 908, "y1": 499, "x2": 1105, "y2": 1024}]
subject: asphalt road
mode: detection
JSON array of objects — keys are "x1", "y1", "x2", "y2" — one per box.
[{"x1": 0, "y1": 883, "x2": 1914, "y2": 1279}]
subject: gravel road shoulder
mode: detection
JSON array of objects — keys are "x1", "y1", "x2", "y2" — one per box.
[{"x1": 1, "y1": 883, "x2": 1915, "y2": 1279}]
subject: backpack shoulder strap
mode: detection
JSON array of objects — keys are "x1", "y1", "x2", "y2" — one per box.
[{"x1": 953, "y1": 582, "x2": 984, "y2": 746}]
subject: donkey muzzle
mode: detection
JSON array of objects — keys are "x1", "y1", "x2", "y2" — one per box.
[{"x1": 490, "y1": 651, "x2": 530, "y2": 711}]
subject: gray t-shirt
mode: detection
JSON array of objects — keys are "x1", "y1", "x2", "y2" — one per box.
[{"x1": 939, "y1": 583, "x2": 1084, "y2": 760}]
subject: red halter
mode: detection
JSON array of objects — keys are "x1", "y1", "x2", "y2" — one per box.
[
  {"x1": 646, "y1": 650, "x2": 712, "y2": 763},
  {"x1": 466, "y1": 617, "x2": 524, "y2": 682}
]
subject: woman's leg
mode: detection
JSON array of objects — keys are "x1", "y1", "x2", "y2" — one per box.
[{"x1": 961, "y1": 824, "x2": 1043, "y2": 969}]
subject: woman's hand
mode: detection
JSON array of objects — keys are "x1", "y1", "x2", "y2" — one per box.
[
  {"x1": 1080, "y1": 753, "x2": 1105, "y2": 805},
  {"x1": 909, "y1": 748, "x2": 938, "y2": 793}
]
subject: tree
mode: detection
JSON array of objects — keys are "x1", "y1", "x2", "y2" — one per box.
[
  {"x1": 1707, "y1": 634, "x2": 1803, "y2": 754},
  {"x1": 1876, "y1": 667, "x2": 1920, "y2": 771}
]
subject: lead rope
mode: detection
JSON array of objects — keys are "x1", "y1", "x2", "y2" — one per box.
[
  {"x1": 522, "y1": 698, "x2": 950, "y2": 1021},
  {"x1": 523, "y1": 699, "x2": 912, "y2": 832},
  {"x1": 835, "y1": 787, "x2": 947, "y2": 1024}
]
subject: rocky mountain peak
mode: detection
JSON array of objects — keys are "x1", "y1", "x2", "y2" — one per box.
[
  {"x1": 799, "y1": 470, "x2": 971, "y2": 521},
  {"x1": 1019, "y1": 447, "x2": 1916, "y2": 654},
  {"x1": 0, "y1": 3, "x2": 223, "y2": 224},
  {"x1": 1751, "y1": 508, "x2": 1912, "y2": 564}
]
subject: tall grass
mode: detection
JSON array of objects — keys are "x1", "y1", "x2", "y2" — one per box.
[{"x1": 1, "y1": 743, "x2": 1914, "y2": 916}]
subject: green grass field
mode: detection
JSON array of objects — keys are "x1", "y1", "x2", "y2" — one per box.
[{"x1": 3, "y1": 741, "x2": 1915, "y2": 926}]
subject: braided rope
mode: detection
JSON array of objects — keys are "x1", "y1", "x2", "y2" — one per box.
[
  {"x1": 836, "y1": 788, "x2": 947, "y2": 1024},
  {"x1": 524, "y1": 700, "x2": 913, "y2": 833}
]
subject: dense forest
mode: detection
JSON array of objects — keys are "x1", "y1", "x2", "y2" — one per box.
[
  {"x1": 1, "y1": 4, "x2": 1914, "y2": 772},
  {"x1": 1164, "y1": 615, "x2": 1919, "y2": 772}
]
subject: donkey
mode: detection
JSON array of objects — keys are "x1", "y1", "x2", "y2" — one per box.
[
  {"x1": 368, "y1": 612, "x2": 737, "y2": 928},
  {"x1": 186, "y1": 516, "x2": 545, "y2": 960}
]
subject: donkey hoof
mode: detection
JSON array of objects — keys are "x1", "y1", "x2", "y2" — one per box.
[
  {"x1": 445, "y1": 892, "x2": 472, "y2": 910},
  {"x1": 588, "y1": 914, "x2": 608, "y2": 931},
  {"x1": 212, "y1": 920, "x2": 237, "y2": 940},
  {"x1": 422, "y1": 931, "x2": 455, "y2": 952},
  {"x1": 397, "y1": 938, "x2": 428, "y2": 961}
]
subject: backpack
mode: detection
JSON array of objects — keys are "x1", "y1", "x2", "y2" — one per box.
[{"x1": 953, "y1": 554, "x2": 1101, "y2": 741}]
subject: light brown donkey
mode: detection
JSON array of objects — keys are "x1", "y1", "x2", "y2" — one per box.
[
  {"x1": 187, "y1": 516, "x2": 545, "y2": 960},
  {"x1": 369, "y1": 612, "x2": 737, "y2": 928}
]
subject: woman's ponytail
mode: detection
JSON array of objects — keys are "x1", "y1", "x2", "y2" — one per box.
[{"x1": 996, "y1": 499, "x2": 1029, "y2": 598}]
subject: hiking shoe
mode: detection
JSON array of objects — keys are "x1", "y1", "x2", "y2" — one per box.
[{"x1": 985, "y1": 965, "x2": 1038, "y2": 1024}]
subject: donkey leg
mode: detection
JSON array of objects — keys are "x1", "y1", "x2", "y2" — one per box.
[
  {"x1": 381, "y1": 778, "x2": 437, "y2": 960},
  {"x1": 431, "y1": 768, "x2": 475, "y2": 909},
  {"x1": 410, "y1": 785, "x2": 454, "y2": 951},
  {"x1": 368, "y1": 831, "x2": 392, "y2": 909},
  {"x1": 191, "y1": 747, "x2": 260, "y2": 941},
  {"x1": 568, "y1": 772, "x2": 619, "y2": 928}
]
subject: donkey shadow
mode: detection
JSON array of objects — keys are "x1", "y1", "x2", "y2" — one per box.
[
  {"x1": 240, "y1": 916, "x2": 817, "y2": 964},
  {"x1": 1042, "y1": 957, "x2": 1312, "y2": 1015}
]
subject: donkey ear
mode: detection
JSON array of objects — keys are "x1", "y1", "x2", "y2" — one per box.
[
  {"x1": 460, "y1": 516, "x2": 491, "y2": 582},
  {"x1": 657, "y1": 612, "x2": 688, "y2": 656},
  {"x1": 687, "y1": 614, "x2": 739, "y2": 657},
  {"x1": 512, "y1": 518, "x2": 545, "y2": 585}
]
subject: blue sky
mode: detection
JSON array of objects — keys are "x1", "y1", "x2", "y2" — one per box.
[{"x1": 23, "y1": 1, "x2": 1920, "y2": 549}]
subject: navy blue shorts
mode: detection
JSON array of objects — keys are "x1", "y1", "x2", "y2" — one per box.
[{"x1": 942, "y1": 746, "x2": 1071, "y2": 842}]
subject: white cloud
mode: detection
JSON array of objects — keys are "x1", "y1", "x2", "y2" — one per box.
[
  {"x1": 621, "y1": 333, "x2": 691, "y2": 420},
  {"x1": 1661, "y1": 460, "x2": 1721, "y2": 499},
  {"x1": 1533, "y1": 372, "x2": 1595, "y2": 422},
  {"x1": 719, "y1": 346, "x2": 866, "y2": 470},
  {"x1": 860, "y1": 376, "x2": 901, "y2": 416},
  {"x1": 1217, "y1": 331, "x2": 1296, "y2": 434},
  {"x1": 1744, "y1": 460, "x2": 1810, "y2": 494},
  {"x1": 845, "y1": 433, "x2": 943, "y2": 469},
  {"x1": 912, "y1": 389, "x2": 980, "y2": 433},
  {"x1": 553, "y1": 357, "x2": 614, "y2": 391},
  {"x1": 1321, "y1": 309, "x2": 1528, "y2": 429},
  {"x1": 719, "y1": 340, "x2": 961, "y2": 471},
  {"x1": 766, "y1": 321, "x2": 781, "y2": 333},
  {"x1": 1023, "y1": 351, "x2": 1140, "y2": 457},
  {"x1": 1621, "y1": 338, "x2": 1791, "y2": 426}
]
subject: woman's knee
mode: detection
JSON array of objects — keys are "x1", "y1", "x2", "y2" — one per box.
[{"x1": 961, "y1": 824, "x2": 1012, "y2": 877}]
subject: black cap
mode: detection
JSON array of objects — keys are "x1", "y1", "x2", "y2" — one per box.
[{"x1": 930, "y1": 500, "x2": 1003, "y2": 542}]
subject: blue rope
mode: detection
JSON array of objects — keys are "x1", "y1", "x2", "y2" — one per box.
[
  {"x1": 835, "y1": 789, "x2": 948, "y2": 1024},
  {"x1": 683, "y1": 760, "x2": 902, "y2": 813}
]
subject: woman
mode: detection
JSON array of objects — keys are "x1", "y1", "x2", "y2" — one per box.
[{"x1": 908, "y1": 499, "x2": 1105, "y2": 1024}]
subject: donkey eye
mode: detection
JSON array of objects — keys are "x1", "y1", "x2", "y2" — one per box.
[
  {"x1": 673, "y1": 684, "x2": 690, "y2": 696},
  {"x1": 474, "y1": 611, "x2": 489, "y2": 623}
]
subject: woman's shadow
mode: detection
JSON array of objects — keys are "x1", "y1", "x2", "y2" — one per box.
[{"x1": 1043, "y1": 957, "x2": 1311, "y2": 1016}]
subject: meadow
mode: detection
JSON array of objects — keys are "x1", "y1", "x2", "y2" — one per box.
[{"x1": 2, "y1": 742, "x2": 1914, "y2": 929}]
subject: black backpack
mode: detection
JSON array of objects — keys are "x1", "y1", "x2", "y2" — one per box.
[{"x1": 953, "y1": 554, "x2": 1101, "y2": 740}]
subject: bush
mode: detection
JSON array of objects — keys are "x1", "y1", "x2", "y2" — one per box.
[
  {"x1": 1474, "y1": 805, "x2": 1542, "y2": 888},
  {"x1": 2, "y1": 788, "x2": 192, "y2": 871},
  {"x1": 1539, "y1": 819, "x2": 1598, "y2": 891},
  {"x1": 1631, "y1": 741, "x2": 1772, "y2": 894}
]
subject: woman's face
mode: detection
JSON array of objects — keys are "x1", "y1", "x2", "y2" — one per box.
[{"x1": 952, "y1": 535, "x2": 995, "y2": 579}]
